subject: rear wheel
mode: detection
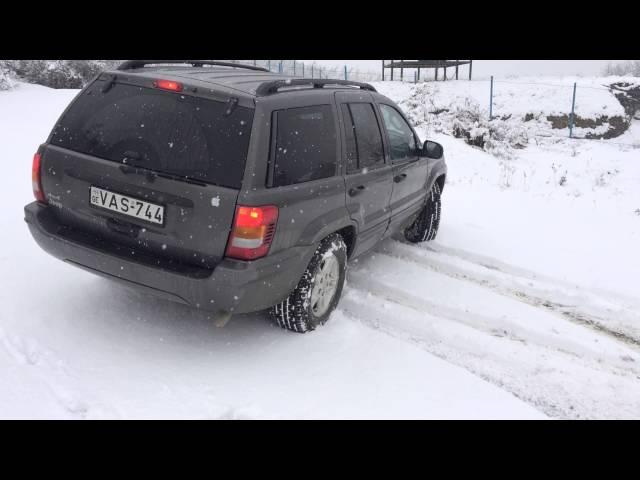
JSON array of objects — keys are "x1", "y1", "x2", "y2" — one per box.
[
  {"x1": 405, "y1": 181, "x2": 442, "y2": 243},
  {"x1": 269, "y1": 234, "x2": 347, "y2": 333}
]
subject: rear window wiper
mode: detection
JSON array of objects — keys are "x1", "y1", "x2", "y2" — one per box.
[
  {"x1": 119, "y1": 163, "x2": 207, "y2": 186},
  {"x1": 119, "y1": 163, "x2": 157, "y2": 183}
]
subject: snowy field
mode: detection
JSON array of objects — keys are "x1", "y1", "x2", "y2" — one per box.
[{"x1": 2, "y1": 80, "x2": 640, "y2": 419}]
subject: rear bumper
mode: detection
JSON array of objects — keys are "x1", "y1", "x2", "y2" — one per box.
[{"x1": 24, "y1": 202, "x2": 313, "y2": 314}]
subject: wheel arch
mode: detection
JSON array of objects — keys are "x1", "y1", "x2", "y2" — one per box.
[{"x1": 335, "y1": 224, "x2": 357, "y2": 258}]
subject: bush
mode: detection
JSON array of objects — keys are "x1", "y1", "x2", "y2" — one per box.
[
  {"x1": 0, "y1": 66, "x2": 13, "y2": 91},
  {"x1": 400, "y1": 84, "x2": 528, "y2": 159},
  {"x1": 0, "y1": 60, "x2": 121, "y2": 89}
]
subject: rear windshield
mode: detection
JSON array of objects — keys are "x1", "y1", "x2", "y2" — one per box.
[{"x1": 50, "y1": 80, "x2": 254, "y2": 189}]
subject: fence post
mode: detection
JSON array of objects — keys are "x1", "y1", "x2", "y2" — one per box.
[
  {"x1": 414, "y1": 71, "x2": 417, "y2": 84},
  {"x1": 569, "y1": 82, "x2": 577, "y2": 138},
  {"x1": 253, "y1": 60, "x2": 257, "y2": 66},
  {"x1": 293, "y1": 61, "x2": 296, "y2": 76},
  {"x1": 344, "y1": 65, "x2": 348, "y2": 80},
  {"x1": 268, "y1": 60, "x2": 271, "y2": 71},
  {"x1": 279, "y1": 61, "x2": 283, "y2": 74},
  {"x1": 489, "y1": 76, "x2": 494, "y2": 120}
]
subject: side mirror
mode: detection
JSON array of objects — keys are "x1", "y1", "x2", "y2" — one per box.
[{"x1": 422, "y1": 140, "x2": 443, "y2": 159}]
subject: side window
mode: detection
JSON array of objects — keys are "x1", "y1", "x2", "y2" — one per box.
[
  {"x1": 272, "y1": 105, "x2": 337, "y2": 187},
  {"x1": 340, "y1": 104, "x2": 358, "y2": 172},
  {"x1": 379, "y1": 104, "x2": 417, "y2": 161},
  {"x1": 340, "y1": 102, "x2": 385, "y2": 173}
]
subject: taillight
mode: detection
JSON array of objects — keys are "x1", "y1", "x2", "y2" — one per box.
[
  {"x1": 32, "y1": 152, "x2": 46, "y2": 203},
  {"x1": 153, "y1": 79, "x2": 183, "y2": 92},
  {"x1": 225, "y1": 205, "x2": 278, "y2": 260}
]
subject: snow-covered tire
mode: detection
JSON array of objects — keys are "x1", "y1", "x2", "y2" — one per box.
[
  {"x1": 269, "y1": 234, "x2": 347, "y2": 333},
  {"x1": 404, "y1": 181, "x2": 442, "y2": 243}
]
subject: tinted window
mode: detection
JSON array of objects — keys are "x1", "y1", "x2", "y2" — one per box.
[
  {"x1": 341, "y1": 103, "x2": 385, "y2": 173},
  {"x1": 379, "y1": 104, "x2": 417, "y2": 161},
  {"x1": 51, "y1": 80, "x2": 254, "y2": 188},
  {"x1": 272, "y1": 105, "x2": 337, "y2": 187},
  {"x1": 340, "y1": 104, "x2": 358, "y2": 172}
]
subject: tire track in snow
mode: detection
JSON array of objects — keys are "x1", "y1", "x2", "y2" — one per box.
[
  {"x1": 345, "y1": 269, "x2": 639, "y2": 369},
  {"x1": 380, "y1": 240, "x2": 640, "y2": 348},
  {"x1": 339, "y1": 275, "x2": 640, "y2": 419},
  {"x1": 337, "y1": 295, "x2": 568, "y2": 419},
  {"x1": 419, "y1": 241, "x2": 639, "y2": 303}
]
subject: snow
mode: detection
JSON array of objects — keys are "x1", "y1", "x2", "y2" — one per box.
[
  {"x1": 373, "y1": 76, "x2": 639, "y2": 119},
  {"x1": 2, "y1": 79, "x2": 640, "y2": 419},
  {"x1": 373, "y1": 77, "x2": 640, "y2": 159}
]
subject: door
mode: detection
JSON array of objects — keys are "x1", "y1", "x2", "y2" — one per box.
[
  {"x1": 335, "y1": 91, "x2": 393, "y2": 257},
  {"x1": 377, "y1": 103, "x2": 430, "y2": 232}
]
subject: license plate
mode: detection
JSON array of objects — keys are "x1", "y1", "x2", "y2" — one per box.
[{"x1": 90, "y1": 186, "x2": 164, "y2": 225}]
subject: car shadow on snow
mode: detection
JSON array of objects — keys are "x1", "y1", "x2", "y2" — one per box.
[{"x1": 66, "y1": 276, "x2": 285, "y2": 347}]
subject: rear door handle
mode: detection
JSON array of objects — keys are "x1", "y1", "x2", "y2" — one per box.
[
  {"x1": 348, "y1": 185, "x2": 366, "y2": 197},
  {"x1": 394, "y1": 173, "x2": 407, "y2": 183}
]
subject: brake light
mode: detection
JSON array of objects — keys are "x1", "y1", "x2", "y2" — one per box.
[
  {"x1": 225, "y1": 205, "x2": 278, "y2": 260},
  {"x1": 153, "y1": 79, "x2": 183, "y2": 92},
  {"x1": 32, "y1": 152, "x2": 46, "y2": 203}
]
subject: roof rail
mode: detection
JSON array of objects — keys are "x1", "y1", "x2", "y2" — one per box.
[
  {"x1": 117, "y1": 60, "x2": 270, "y2": 73},
  {"x1": 255, "y1": 79, "x2": 377, "y2": 96}
]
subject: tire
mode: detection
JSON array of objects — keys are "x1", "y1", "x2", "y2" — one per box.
[
  {"x1": 269, "y1": 234, "x2": 347, "y2": 333},
  {"x1": 404, "y1": 181, "x2": 442, "y2": 243}
]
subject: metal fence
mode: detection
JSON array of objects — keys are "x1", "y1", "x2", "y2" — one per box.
[
  {"x1": 219, "y1": 60, "x2": 475, "y2": 83},
  {"x1": 229, "y1": 60, "x2": 383, "y2": 83},
  {"x1": 485, "y1": 77, "x2": 638, "y2": 143},
  {"x1": 215, "y1": 61, "x2": 639, "y2": 146}
]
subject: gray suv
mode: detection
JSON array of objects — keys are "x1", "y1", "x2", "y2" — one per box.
[{"x1": 24, "y1": 60, "x2": 447, "y2": 333}]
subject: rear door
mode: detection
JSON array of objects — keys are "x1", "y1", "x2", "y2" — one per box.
[
  {"x1": 335, "y1": 91, "x2": 393, "y2": 256},
  {"x1": 377, "y1": 102, "x2": 429, "y2": 231},
  {"x1": 40, "y1": 77, "x2": 255, "y2": 269}
]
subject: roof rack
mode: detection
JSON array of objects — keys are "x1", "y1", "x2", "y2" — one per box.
[
  {"x1": 116, "y1": 60, "x2": 270, "y2": 73},
  {"x1": 255, "y1": 79, "x2": 377, "y2": 96}
]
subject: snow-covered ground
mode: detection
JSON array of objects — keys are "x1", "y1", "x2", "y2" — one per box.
[
  {"x1": 2, "y1": 80, "x2": 640, "y2": 419},
  {"x1": 374, "y1": 76, "x2": 635, "y2": 119}
]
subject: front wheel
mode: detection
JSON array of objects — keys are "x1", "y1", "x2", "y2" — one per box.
[
  {"x1": 269, "y1": 234, "x2": 347, "y2": 333},
  {"x1": 405, "y1": 181, "x2": 442, "y2": 243}
]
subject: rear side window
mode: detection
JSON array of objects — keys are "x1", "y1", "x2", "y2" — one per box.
[
  {"x1": 50, "y1": 80, "x2": 254, "y2": 189},
  {"x1": 340, "y1": 103, "x2": 385, "y2": 173},
  {"x1": 272, "y1": 105, "x2": 337, "y2": 187}
]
